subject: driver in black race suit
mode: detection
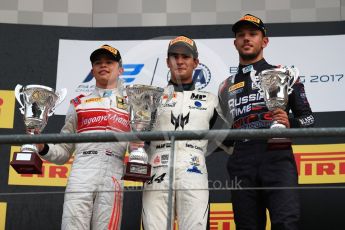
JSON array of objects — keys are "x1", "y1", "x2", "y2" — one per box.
[
  {"x1": 218, "y1": 14, "x2": 315, "y2": 230},
  {"x1": 141, "y1": 36, "x2": 224, "y2": 230}
]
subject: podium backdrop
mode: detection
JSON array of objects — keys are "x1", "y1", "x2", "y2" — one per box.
[{"x1": 0, "y1": 21, "x2": 345, "y2": 229}]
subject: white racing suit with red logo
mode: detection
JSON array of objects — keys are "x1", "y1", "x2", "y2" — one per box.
[
  {"x1": 142, "y1": 82, "x2": 223, "y2": 230},
  {"x1": 39, "y1": 87, "x2": 130, "y2": 230}
]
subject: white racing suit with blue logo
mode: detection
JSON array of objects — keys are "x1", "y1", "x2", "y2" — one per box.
[
  {"x1": 142, "y1": 81, "x2": 223, "y2": 230},
  {"x1": 39, "y1": 87, "x2": 130, "y2": 230}
]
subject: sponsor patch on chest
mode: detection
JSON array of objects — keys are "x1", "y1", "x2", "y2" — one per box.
[{"x1": 76, "y1": 108, "x2": 130, "y2": 132}]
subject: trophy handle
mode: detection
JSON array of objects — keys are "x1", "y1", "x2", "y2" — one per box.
[
  {"x1": 250, "y1": 70, "x2": 263, "y2": 93},
  {"x1": 48, "y1": 88, "x2": 67, "y2": 116},
  {"x1": 286, "y1": 66, "x2": 299, "y2": 94},
  {"x1": 117, "y1": 78, "x2": 125, "y2": 97},
  {"x1": 161, "y1": 85, "x2": 174, "y2": 106},
  {"x1": 14, "y1": 84, "x2": 25, "y2": 114},
  {"x1": 155, "y1": 85, "x2": 174, "y2": 117}
]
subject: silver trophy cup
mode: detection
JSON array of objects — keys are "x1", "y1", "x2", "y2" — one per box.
[
  {"x1": 123, "y1": 84, "x2": 173, "y2": 182},
  {"x1": 250, "y1": 66, "x2": 299, "y2": 148},
  {"x1": 10, "y1": 84, "x2": 67, "y2": 174},
  {"x1": 250, "y1": 66, "x2": 299, "y2": 128}
]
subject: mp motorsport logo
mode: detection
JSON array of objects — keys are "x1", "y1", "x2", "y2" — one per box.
[{"x1": 167, "y1": 63, "x2": 211, "y2": 90}]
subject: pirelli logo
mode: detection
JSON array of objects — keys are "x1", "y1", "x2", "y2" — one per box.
[
  {"x1": 169, "y1": 36, "x2": 194, "y2": 46},
  {"x1": 209, "y1": 203, "x2": 270, "y2": 230},
  {"x1": 241, "y1": 15, "x2": 261, "y2": 24},
  {"x1": 101, "y1": 45, "x2": 118, "y2": 55},
  {"x1": 293, "y1": 144, "x2": 345, "y2": 184},
  {"x1": 8, "y1": 146, "x2": 142, "y2": 188},
  {"x1": 0, "y1": 202, "x2": 7, "y2": 230},
  {"x1": 85, "y1": 97, "x2": 102, "y2": 103},
  {"x1": 229, "y1": 81, "x2": 244, "y2": 92},
  {"x1": 8, "y1": 146, "x2": 71, "y2": 186},
  {"x1": 210, "y1": 203, "x2": 234, "y2": 229}
]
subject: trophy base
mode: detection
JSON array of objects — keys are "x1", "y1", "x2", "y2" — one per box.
[
  {"x1": 123, "y1": 162, "x2": 152, "y2": 182},
  {"x1": 10, "y1": 152, "x2": 43, "y2": 174},
  {"x1": 267, "y1": 138, "x2": 292, "y2": 151}
]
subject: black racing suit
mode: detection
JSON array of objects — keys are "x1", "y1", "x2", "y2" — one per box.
[{"x1": 218, "y1": 59, "x2": 315, "y2": 230}]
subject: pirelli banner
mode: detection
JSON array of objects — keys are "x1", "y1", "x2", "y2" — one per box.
[{"x1": 0, "y1": 21, "x2": 345, "y2": 229}]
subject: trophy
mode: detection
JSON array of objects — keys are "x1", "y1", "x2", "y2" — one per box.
[
  {"x1": 250, "y1": 66, "x2": 299, "y2": 145},
  {"x1": 122, "y1": 84, "x2": 173, "y2": 182},
  {"x1": 10, "y1": 84, "x2": 67, "y2": 174}
]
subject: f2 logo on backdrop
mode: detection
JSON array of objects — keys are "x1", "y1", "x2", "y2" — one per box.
[{"x1": 83, "y1": 64, "x2": 145, "y2": 84}]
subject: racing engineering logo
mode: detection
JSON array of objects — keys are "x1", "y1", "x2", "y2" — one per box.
[
  {"x1": 171, "y1": 112, "x2": 190, "y2": 130},
  {"x1": 167, "y1": 63, "x2": 211, "y2": 90}
]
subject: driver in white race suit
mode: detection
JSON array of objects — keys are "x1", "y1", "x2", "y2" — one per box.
[
  {"x1": 37, "y1": 44, "x2": 130, "y2": 230},
  {"x1": 142, "y1": 36, "x2": 226, "y2": 230}
]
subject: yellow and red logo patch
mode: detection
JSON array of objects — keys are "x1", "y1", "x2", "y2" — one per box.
[
  {"x1": 0, "y1": 202, "x2": 7, "y2": 230},
  {"x1": 293, "y1": 144, "x2": 345, "y2": 184},
  {"x1": 85, "y1": 97, "x2": 102, "y2": 103},
  {"x1": 170, "y1": 36, "x2": 194, "y2": 47},
  {"x1": 0, "y1": 90, "x2": 15, "y2": 129},
  {"x1": 210, "y1": 203, "x2": 271, "y2": 230},
  {"x1": 116, "y1": 96, "x2": 128, "y2": 110},
  {"x1": 229, "y1": 82, "x2": 245, "y2": 92},
  {"x1": 209, "y1": 203, "x2": 235, "y2": 229},
  {"x1": 241, "y1": 15, "x2": 261, "y2": 24},
  {"x1": 101, "y1": 45, "x2": 118, "y2": 56}
]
